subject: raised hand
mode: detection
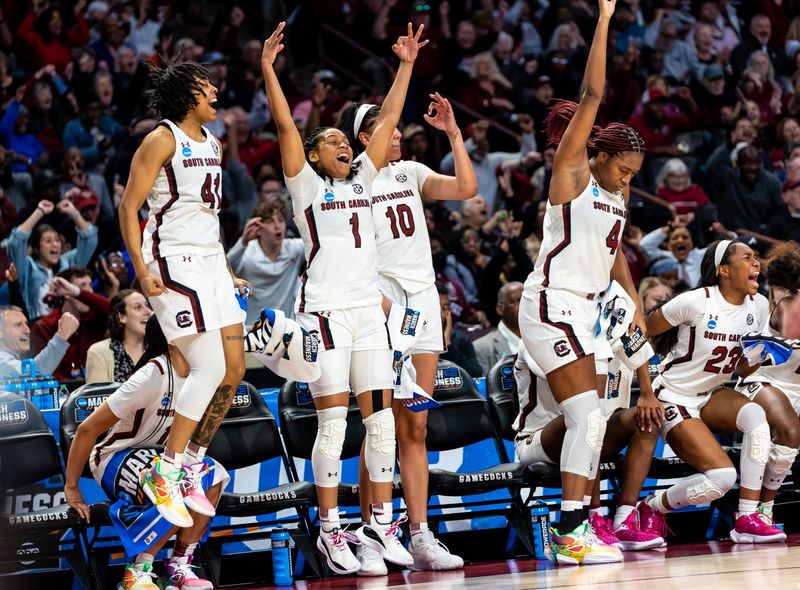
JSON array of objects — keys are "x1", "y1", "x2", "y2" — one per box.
[
  {"x1": 392, "y1": 22, "x2": 429, "y2": 63},
  {"x1": 423, "y1": 92, "x2": 458, "y2": 135},
  {"x1": 598, "y1": 0, "x2": 616, "y2": 19},
  {"x1": 262, "y1": 22, "x2": 286, "y2": 70},
  {"x1": 37, "y1": 200, "x2": 55, "y2": 216}
]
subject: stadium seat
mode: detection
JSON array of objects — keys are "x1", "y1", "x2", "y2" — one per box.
[
  {"x1": 277, "y1": 380, "x2": 403, "y2": 514},
  {"x1": 0, "y1": 391, "x2": 100, "y2": 589},
  {"x1": 424, "y1": 360, "x2": 534, "y2": 555}
]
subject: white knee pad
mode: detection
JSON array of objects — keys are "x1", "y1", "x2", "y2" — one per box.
[
  {"x1": 736, "y1": 402, "x2": 771, "y2": 490},
  {"x1": 173, "y1": 330, "x2": 227, "y2": 421},
  {"x1": 363, "y1": 408, "x2": 397, "y2": 483},
  {"x1": 764, "y1": 444, "x2": 799, "y2": 491},
  {"x1": 311, "y1": 407, "x2": 348, "y2": 488},
  {"x1": 560, "y1": 391, "x2": 606, "y2": 478},
  {"x1": 667, "y1": 467, "x2": 737, "y2": 508}
]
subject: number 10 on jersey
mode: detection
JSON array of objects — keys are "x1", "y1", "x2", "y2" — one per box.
[{"x1": 201, "y1": 173, "x2": 222, "y2": 209}]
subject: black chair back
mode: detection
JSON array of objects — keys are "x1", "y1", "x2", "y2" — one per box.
[
  {"x1": 485, "y1": 356, "x2": 520, "y2": 442},
  {"x1": 278, "y1": 381, "x2": 365, "y2": 460},
  {"x1": 0, "y1": 392, "x2": 63, "y2": 491},
  {"x1": 60, "y1": 382, "x2": 119, "y2": 478},
  {"x1": 425, "y1": 360, "x2": 496, "y2": 451},
  {"x1": 207, "y1": 382, "x2": 285, "y2": 470}
]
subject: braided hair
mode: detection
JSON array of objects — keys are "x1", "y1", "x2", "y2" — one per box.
[
  {"x1": 145, "y1": 61, "x2": 211, "y2": 123},
  {"x1": 544, "y1": 100, "x2": 645, "y2": 156}
]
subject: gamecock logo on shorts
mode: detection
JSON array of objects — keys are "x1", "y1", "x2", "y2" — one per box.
[
  {"x1": 175, "y1": 310, "x2": 193, "y2": 328},
  {"x1": 664, "y1": 405, "x2": 677, "y2": 421},
  {"x1": 553, "y1": 340, "x2": 570, "y2": 357}
]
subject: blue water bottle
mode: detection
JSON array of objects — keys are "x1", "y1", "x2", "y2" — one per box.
[
  {"x1": 271, "y1": 526, "x2": 293, "y2": 586},
  {"x1": 531, "y1": 503, "x2": 552, "y2": 561}
]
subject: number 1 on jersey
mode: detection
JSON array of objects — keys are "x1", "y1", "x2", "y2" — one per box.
[
  {"x1": 201, "y1": 173, "x2": 222, "y2": 209},
  {"x1": 349, "y1": 212, "x2": 362, "y2": 248},
  {"x1": 606, "y1": 219, "x2": 622, "y2": 255}
]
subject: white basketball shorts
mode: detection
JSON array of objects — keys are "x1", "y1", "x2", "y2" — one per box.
[{"x1": 378, "y1": 275, "x2": 444, "y2": 355}]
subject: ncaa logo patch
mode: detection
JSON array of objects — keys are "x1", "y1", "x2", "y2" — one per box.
[
  {"x1": 395, "y1": 173, "x2": 407, "y2": 183},
  {"x1": 324, "y1": 189, "x2": 335, "y2": 202},
  {"x1": 747, "y1": 313, "x2": 754, "y2": 326},
  {"x1": 707, "y1": 319, "x2": 717, "y2": 329},
  {"x1": 592, "y1": 186, "x2": 600, "y2": 197},
  {"x1": 176, "y1": 310, "x2": 193, "y2": 328},
  {"x1": 181, "y1": 142, "x2": 192, "y2": 158},
  {"x1": 352, "y1": 184, "x2": 363, "y2": 194},
  {"x1": 553, "y1": 340, "x2": 570, "y2": 357}
]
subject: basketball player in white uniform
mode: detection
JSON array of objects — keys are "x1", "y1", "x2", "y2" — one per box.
[
  {"x1": 644, "y1": 241, "x2": 782, "y2": 544},
  {"x1": 337, "y1": 93, "x2": 477, "y2": 574},
  {"x1": 516, "y1": 1, "x2": 658, "y2": 564},
  {"x1": 513, "y1": 338, "x2": 665, "y2": 558},
  {"x1": 119, "y1": 61, "x2": 248, "y2": 529},
  {"x1": 261, "y1": 22, "x2": 427, "y2": 574},
  {"x1": 736, "y1": 243, "x2": 800, "y2": 524},
  {"x1": 65, "y1": 316, "x2": 226, "y2": 590}
]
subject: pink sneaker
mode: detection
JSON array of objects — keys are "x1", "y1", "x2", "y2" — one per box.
[
  {"x1": 179, "y1": 462, "x2": 216, "y2": 517},
  {"x1": 637, "y1": 497, "x2": 669, "y2": 547},
  {"x1": 730, "y1": 512, "x2": 787, "y2": 544},
  {"x1": 164, "y1": 556, "x2": 213, "y2": 590},
  {"x1": 588, "y1": 512, "x2": 623, "y2": 549},
  {"x1": 614, "y1": 510, "x2": 664, "y2": 551}
]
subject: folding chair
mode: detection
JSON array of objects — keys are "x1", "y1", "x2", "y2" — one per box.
[{"x1": 0, "y1": 391, "x2": 101, "y2": 589}]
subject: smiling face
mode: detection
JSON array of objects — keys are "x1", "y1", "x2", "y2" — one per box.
[
  {"x1": 308, "y1": 128, "x2": 353, "y2": 180},
  {"x1": 668, "y1": 226, "x2": 693, "y2": 261},
  {"x1": 120, "y1": 292, "x2": 152, "y2": 339},
  {"x1": 0, "y1": 310, "x2": 31, "y2": 356},
  {"x1": 782, "y1": 118, "x2": 800, "y2": 143},
  {"x1": 720, "y1": 243, "x2": 761, "y2": 296},
  {"x1": 38, "y1": 230, "x2": 62, "y2": 268}
]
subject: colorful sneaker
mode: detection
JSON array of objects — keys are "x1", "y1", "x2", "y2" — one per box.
[
  {"x1": 588, "y1": 512, "x2": 623, "y2": 549},
  {"x1": 117, "y1": 562, "x2": 159, "y2": 589},
  {"x1": 356, "y1": 514, "x2": 414, "y2": 567},
  {"x1": 179, "y1": 462, "x2": 216, "y2": 517},
  {"x1": 409, "y1": 529, "x2": 464, "y2": 571},
  {"x1": 730, "y1": 512, "x2": 787, "y2": 544},
  {"x1": 163, "y1": 556, "x2": 213, "y2": 590},
  {"x1": 546, "y1": 522, "x2": 623, "y2": 565},
  {"x1": 613, "y1": 510, "x2": 664, "y2": 551},
  {"x1": 356, "y1": 544, "x2": 388, "y2": 576},
  {"x1": 637, "y1": 497, "x2": 668, "y2": 547},
  {"x1": 317, "y1": 527, "x2": 361, "y2": 575},
  {"x1": 139, "y1": 457, "x2": 193, "y2": 528}
]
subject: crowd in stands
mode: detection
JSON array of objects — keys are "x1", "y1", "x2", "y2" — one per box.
[{"x1": 0, "y1": 0, "x2": 797, "y2": 381}]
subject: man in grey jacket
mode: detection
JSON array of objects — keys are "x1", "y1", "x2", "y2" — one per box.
[
  {"x1": 0, "y1": 305, "x2": 78, "y2": 378},
  {"x1": 474, "y1": 282, "x2": 523, "y2": 375}
]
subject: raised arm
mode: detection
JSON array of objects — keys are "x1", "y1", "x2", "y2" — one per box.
[
  {"x1": 365, "y1": 23, "x2": 429, "y2": 170},
  {"x1": 118, "y1": 126, "x2": 173, "y2": 298},
  {"x1": 261, "y1": 22, "x2": 305, "y2": 178},
  {"x1": 549, "y1": 0, "x2": 616, "y2": 204},
  {"x1": 420, "y1": 92, "x2": 478, "y2": 200}
]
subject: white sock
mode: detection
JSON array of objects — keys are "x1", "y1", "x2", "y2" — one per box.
[
  {"x1": 184, "y1": 442, "x2": 207, "y2": 463},
  {"x1": 646, "y1": 493, "x2": 668, "y2": 514},
  {"x1": 161, "y1": 451, "x2": 184, "y2": 473},
  {"x1": 561, "y1": 500, "x2": 584, "y2": 513},
  {"x1": 411, "y1": 522, "x2": 429, "y2": 545},
  {"x1": 134, "y1": 553, "x2": 154, "y2": 566},
  {"x1": 320, "y1": 507, "x2": 340, "y2": 533},
  {"x1": 738, "y1": 498, "x2": 759, "y2": 516},
  {"x1": 588, "y1": 507, "x2": 603, "y2": 518},
  {"x1": 760, "y1": 500, "x2": 775, "y2": 518},
  {"x1": 613, "y1": 504, "x2": 636, "y2": 530},
  {"x1": 371, "y1": 502, "x2": 393, "y2": 527},
  {"x1": 583, "y1": 495, "x2": 592, "y2": 507}
]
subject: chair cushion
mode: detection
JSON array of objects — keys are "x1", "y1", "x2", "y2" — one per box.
[
  {"x1": 217, "y1": 482, "x2": 315, "y2": 517},
  {"x1": 522, "y1": 462, "x2": 563, "y2": 489},
  {"x1": 648, "y1": 456, "x2": 697, "y2": 480},
  {"x1": 428, "y1": 463, "x2": 526, "y2": 496},
  {"x1": 0, "y1": 502, "x2": 108, "y2": 533}
]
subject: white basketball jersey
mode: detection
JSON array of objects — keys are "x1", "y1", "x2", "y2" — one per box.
[
  {"x1": 142, "y1": 120, "x2": 224, "y2": 264},
  {"x1": 372, "y1": 161, "x2": 435, "y2": 293},
  {"x1": 654, "y1": 287, "x2": 770, "y2": 401},
  {"x1": 741, "y1": 322, "x2": 800, "y2": 396},
  {"x1": 287, "y1": 156, "x2": 382, "y2": 313},
  {"x1": 90, "y1": 357, "x2": 185, "y2": 482},
  {"x1": 526, "y1": 175, "x2": 627, "y2": 296}
]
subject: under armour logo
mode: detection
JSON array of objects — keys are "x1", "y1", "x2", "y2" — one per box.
[
  {"x1": 327, "y1": 472, "x2": 338, "y2": 478},
  {"x1": 381, "y1": 467, "x2": 393, "y2": 473},
  {"x1": 708, "y1": 314, "x2": 718, "y2": 321},
  {"x1": 183, "y1": 256, "x2": 192, "y2": 262}
]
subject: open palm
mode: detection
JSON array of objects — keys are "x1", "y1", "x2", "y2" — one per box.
[
  {"x1": 392, "y1": 23, "x2": 429, "y2": 63},
  {"x1": 262, "y1": 22, "x2": 286, "y2": 68}
]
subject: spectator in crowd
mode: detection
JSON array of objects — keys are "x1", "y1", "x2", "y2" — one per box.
[
  {"x1": 30, "y1": 267, "x2": 109, "y2": 381},
  {"x1": 227, "y1": 197, "x2": 305, "y2": 324},
  {"x1": 474, "y1": 282, "x2": 523, "y2": 375},
  {"x1": 626, "y1": 87, "x2": 694, "y2": 158},
  {"x1": 639, "y1": 217, "x2": 708, "y2": 288},
  {"x1": 461, "y1": 52, "x2": 515, "y2": 119},
  {"x1": 731, "y1": 13, "x2": 787, "y2": 75},
  {"x1": 644, "y1": 17, "x2": 695, "y2": 83},
  {"x1": 0, "y1": 88, "x2": 49, "y2": 174},
  {"x1": 0, "y1": 304, "x2": 78, "y2": 378},
  {"x1": 638, "y1": 276, "x2": 674, "y2": 315},
  {"x1": 62, "y1": 96, "x2": 123, "y2": 169},
  {"x1": 5, "y1": 199, "x2": 98, "y2": 321},
  {"x1": 437, "y1": 281, "x2": 482, "y2": 378},
  {"x1": 739, "y1": 50, "x2": 783, "y2": 126},
  {"x1": 17, "y1": 4, "x2": 90, "y2": 74},
  {"x1": 85, "y1": 288, "x2": 151, "y2": 383},
  {"x1": 694, "y1": 64, "x2": 737, "y2": 132},
  {"x1": 686, "y1": 0, "x2": 739, "y2": 55},
  {"x1": 653, "y1": 158, "x2": 710, "y2": 214},
  {"x1": 765, "y1": 178, "x2": 800, "y2": 241}
]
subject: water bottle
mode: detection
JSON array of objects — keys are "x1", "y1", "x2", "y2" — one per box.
[
  {"x1": 271, "y1": 526, "x2": 293, "y2": 586},
  {"x1": 531, "y1": 503, "x2": 552, "y2": 561}
]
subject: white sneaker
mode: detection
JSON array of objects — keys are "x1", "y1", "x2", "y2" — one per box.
[
  {"x1": 316, "y1": 527, "x2": 361, "y2": 575},
  {"x1": 356, "y1": 544, "x2": 388, "y2": 576},
  {"x1": 409, "y1": 530, "x2": 464, "y2": 571},
  {"x1": 355, "y1": 515, "x2": 414, "y2": 567}
]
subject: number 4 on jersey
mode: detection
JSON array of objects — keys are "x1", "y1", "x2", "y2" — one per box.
[
  {"x1": 606, "y1": 219, "x2": 622, "y2": 255},
  {"x1": 201, "y1": 173, "x2": 222, "y2": 209}
]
